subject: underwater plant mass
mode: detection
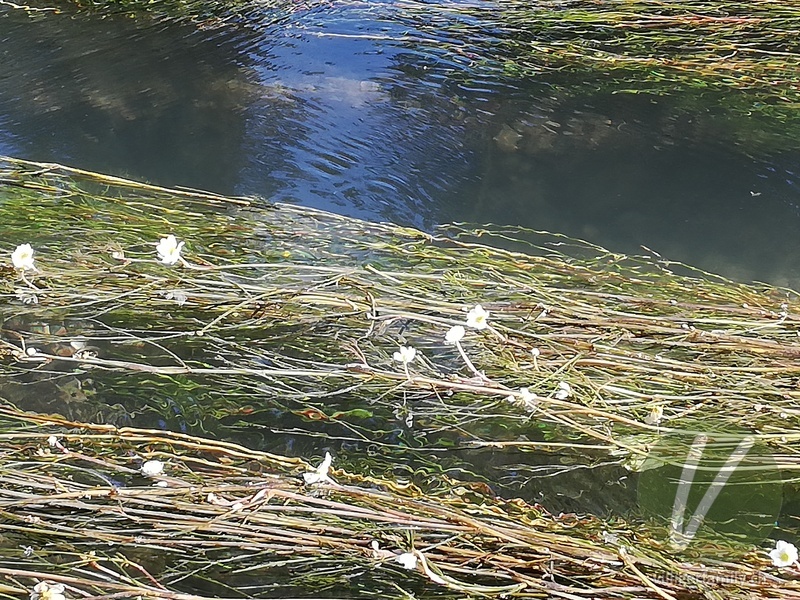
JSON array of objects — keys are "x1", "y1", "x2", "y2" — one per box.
[{"x1": 0, "y1": 157, "x2": 800, "y2": 598}]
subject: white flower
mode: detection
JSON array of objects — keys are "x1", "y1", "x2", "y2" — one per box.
[
  {"x1": 156, "y1": 235, "x2": 185, "y2": 266},
  {"x1": 141, "y1": 459, "x2": 164, "y2": 477},
  {"x1": 466, "y1": 304, "x2": 489, "y2": 329},
  {"x1": 303, "y1": 452, "x2": 334, "y2": 485},
  {"x1": 520, "y1": 387, "x2": 539, "y2": 412},
  {"x1": 507, "y1": 387, "x2": 538, "y2": 411},
  {"x1": 644, "y1": 405, "x2": 664, "y2": 425},
  {"x1": 12, "y1": 243, "x2": 36, "y2": 271},
  {"x1": 530, "y1": 348, "x2": 540, "y2": 357},
  {"x1": 31, "y1": 581, "x2": 66, "y2": 600},
  {"x1": 393, "y1": 345, "x2": 417, "y2": 364},
  {"x1": 395, "y1": 552, "x2": 418, "y2": 570},
  {"x1": 445, "y1": 325, "x2": 465, "y2": 345},
  {"x1": 47, "y1": 436, "x2": 59, "y2": 448},
  {"x1": 554, "y1": 381, "x2": 572, "y2": 400},
  {"x1": 769, "y1": 540, "x2": 798, "y2": 567}
]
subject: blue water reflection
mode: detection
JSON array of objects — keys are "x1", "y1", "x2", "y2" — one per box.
[{"x1": 238, "y1": 2, "x2": 479, "y2": 226}]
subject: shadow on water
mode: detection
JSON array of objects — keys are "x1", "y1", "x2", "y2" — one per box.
[{"x1": 0, "y1": 7, "x2": 270, "y2": 191}]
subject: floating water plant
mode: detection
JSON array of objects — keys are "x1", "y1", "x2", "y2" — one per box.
[
  {"x1": 155, "y1": 234, "x2": 185, "y2": 266},
  {"x1": 11, "y1": 243, "x2": 36, "y2": 272},
  {"x1": 1, "y1": 156, "x2": 800, "y2": 598}
]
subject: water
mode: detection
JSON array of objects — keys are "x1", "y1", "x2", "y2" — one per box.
[
  {"x1": 2, "y1": 5, "x2": 799, "y2": 591},
  {"x1": 3, "y1": 1, "x2": 800, "y2": 284}
]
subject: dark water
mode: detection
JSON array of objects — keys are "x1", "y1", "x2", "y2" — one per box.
[{"x1": 3, "y1": 1, "x2": 800, "y2": 284}]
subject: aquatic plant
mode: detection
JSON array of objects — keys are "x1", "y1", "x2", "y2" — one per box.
[
  {"x1": 155, "y1": 234, "x2": 185, "y2": 266},
  {"x1": 391, "y1": 0, "x2": 800, "y2": 150},
  {"x1": 398, "y1": 1, "x2": 800, "y2": 105},
  {"x1": 769, "y1": 540, "x2": 799, "y2": 568},
  {"x1": 11, "y1": 244, "x2": 36, "y2": 272},
  {"x1": 1, "y1": 156, "x2": 800, "y2": 597},
  {"x1": 6, "y1": 0, "x2": 800, "y2": 153}
]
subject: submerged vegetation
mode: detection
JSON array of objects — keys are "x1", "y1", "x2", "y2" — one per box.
[
  {"x1": 436, "y1": 0, "x2": 800, "y2": 103},
  {"x1": 1, "y1": 157, "x2": 800, "y2": 597},
  {"x1": 16, "y1": 0, "x2": 800, "y2": 115},
  {"x1": 7, "y1": 0, "x2": 800, "y2": 156},
  {"x1": 394, "y1": 0, "x2": 800, "y2": 150}
]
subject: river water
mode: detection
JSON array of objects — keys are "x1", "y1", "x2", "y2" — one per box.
[
  {"x1": 3, "y1": 1, "x2": 800, "y2": 284},
  {"x1": 3, "y1": 6, "x2": 800, "y2": 593}
]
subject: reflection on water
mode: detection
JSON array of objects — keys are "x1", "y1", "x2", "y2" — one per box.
[
  {"x1": 238, "y1": 2, "x2": 480, "y2": 225},
  {"x1": 1, "y1": 0, "x2": 800, "y2": 283},
  {"x1": 0, "y1": 6, "x2": 256, "y2": 190}
]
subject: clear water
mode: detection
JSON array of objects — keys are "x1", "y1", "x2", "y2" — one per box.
[
  {"x1": 3, "y1": 1, "x2": 800, "y2": 284},
  {"x1": 3, "y1": 6, "x2": 800, "y2": 588}
]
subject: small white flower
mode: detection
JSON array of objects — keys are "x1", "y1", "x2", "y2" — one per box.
[
  {"x1": 156, "y1": 235, "x2": 185, "y2": 266},
  {"x1": 644, "y1": 405, "x2": 664, "y2": 425},
  {"x1": 507, "y1": 387, "x2": 538, "y2": 411},
  {"x1": 466, "y1": 304, "x2": 489, "y2": 329},
  {"x1": 530, "y1": 348, "x2": 540, "y2": 357},
  {"x1": 47, "y1": 435, "x2": 59, "y2": 448},
  {"x1": 520, "y1": 387, "x2": 538, "y2": 405},
  {"x1": 26, "y1": 347, "x2": 39, "y2": 356},
  {"x1": 12, "y1": 243, "x2": 36, "y2": 271},
  {"x1": 520, "y1": 388, "x2": 539, "y2": 412},
  {"x1": 392, "y1": 345, "x2": 417, "y2": 364},
  {"x1": 303, "y1": 452, "x2": 334, "y2": 485},
  {"x1": 769, "y1": 540, "x2": 798, "y2": 567},
  {"x1": 141, "y1": 459, "x2": 164, "y2": 477},
  {"x1": 31, "y1": 581, "x2": 66, "y2": 600},
  {"x1": 394, "y1": 552, "x2": 418, "y2": 570},
  {"x1": 445, "y1": 325, "x2": 465, "y2": 345},
  {"x1": 554, "y1": 381, "x2": 572, "y2": 400}
]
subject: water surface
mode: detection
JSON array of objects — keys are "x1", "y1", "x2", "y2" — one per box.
[
  {"x1": 3, "y1": 2, "x2": 800, "y2": 569},
  {"x1": 1, "y1": 1, "x2": 799, "y2": 282}
]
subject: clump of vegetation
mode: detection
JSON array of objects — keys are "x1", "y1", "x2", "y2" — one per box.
[
  {"x1": 394, "y1": 0, "x2": 800, "y2": 150},
  {"x1": 1, "y1": 156, "x2": 800, "y2": 598}
]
